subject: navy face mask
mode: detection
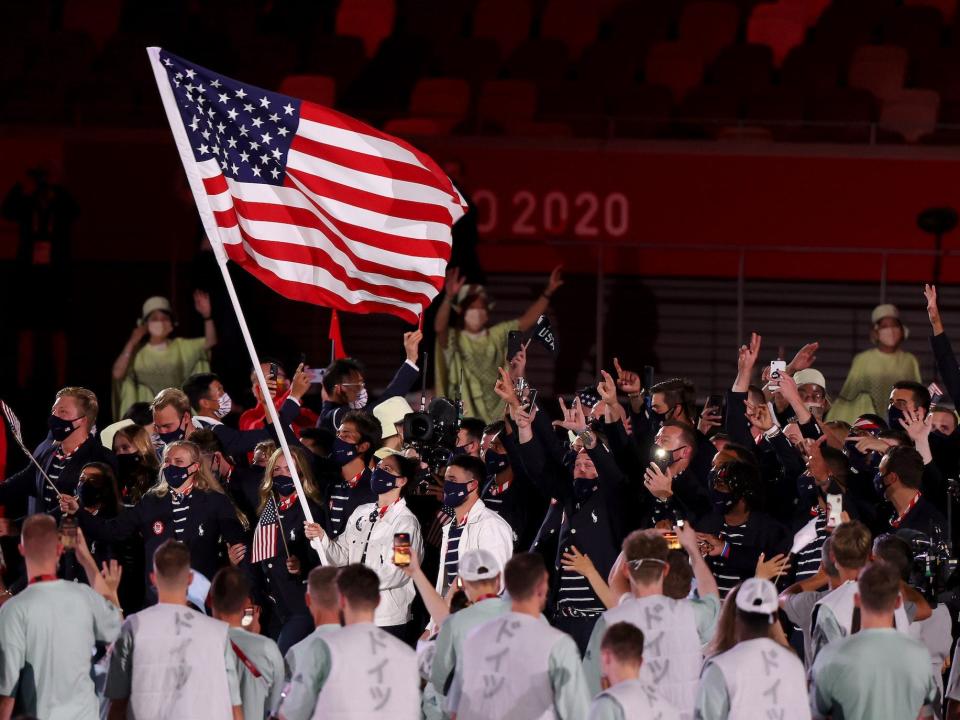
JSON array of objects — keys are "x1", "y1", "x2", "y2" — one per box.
[
  {"x1": 485, "y1": 450, "x2": 509, "y2": 477},
  {"x1": 157, "y1": 415, "x2": 187, "y2": 445},
  {"x1": 48, "y1": 414, "x2": 79, "y2": 442},
  {"x1": 442, "y1": 480, "x2": 472, "y2": 508},
  {"x1": 573, "y1": 477, "x2": 597, "y2": 504},
  {"x1": 116, "y1": 453, "x2": 142, "y2": 475},
  {"x1": 887, "y1": 406, "x2": 905, "y2": 431},
  {"x1": 163, "y1": 464, "x2": 193, "y2": 489},
  {"x1": 78, "y1": 482, "x2": 103, "y2": 508},
  {"x1": 370, "y1": 468, "x2": 398, "y2": 495},
  {"x1": 333, "y1": 438, "x2": 358, "y2": 466},
  {"x1": 710, "y1": 488, "x2": 735, "y2": 513},
  {"x1": 272, "y1": 473, "x2": 296, "y2": 496}
]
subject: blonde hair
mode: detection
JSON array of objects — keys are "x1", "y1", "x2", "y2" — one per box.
[
  {"x1": 56, "y1": 387, "x2": 98, "y2": 425},
  {"x1": 150, "y1": 440, "x2": 249, "y2": 530},
  {"x1": 151, "y1": 387, "x2": 191, "y2": 416},
  {"x1": 257, "y1": 447, "x2": 322, "y2": 515}
]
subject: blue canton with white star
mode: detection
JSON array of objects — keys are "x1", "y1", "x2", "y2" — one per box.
[{"x1": 160, "y1": 51, "x2": 301, "y2": 185}]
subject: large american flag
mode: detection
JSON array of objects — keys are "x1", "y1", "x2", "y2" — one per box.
[
  {"x1": 250, "y1": 494, "x2": 279, "y2": 564},
  {"x1": 148, "y1": 48, "x2": 467, "y2": 323}
]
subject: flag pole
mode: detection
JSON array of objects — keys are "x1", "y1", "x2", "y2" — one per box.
[{"x1": 146, "y1": 46, "x2": 322, "y2": 556}]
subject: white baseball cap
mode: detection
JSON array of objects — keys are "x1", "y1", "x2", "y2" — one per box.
[
  {"x1": 100, "y1": 418, "x2": 136, "y2": 450},
  {"x1": 458, "y1": 549, "x2": 502, "y2": 582},
  {"x1": 373, "y1": 396, "x2": 414, "y2": 439},
  {"x1": 735, "y1": 577, "x2": 779, "y2": 616},
  {"x1": 793, "y1": 368, "x2": 826, "y2": 391}
]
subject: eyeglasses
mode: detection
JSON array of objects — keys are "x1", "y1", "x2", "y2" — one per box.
[{"x1": 339, "y1": 382, "x2": 365, "y2": 389}]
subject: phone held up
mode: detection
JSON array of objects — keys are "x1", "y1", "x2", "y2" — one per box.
[
  {"x1": 393, "y1": 532, "x2": 412, "y2": 567},
  {"x1": 768, "y1": 360, "x2": 787, "y2": 390}
]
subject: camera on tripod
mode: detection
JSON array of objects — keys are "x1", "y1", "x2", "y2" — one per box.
[{"x1": 402, "y1": 397, "x2": 460, "y2": 484}]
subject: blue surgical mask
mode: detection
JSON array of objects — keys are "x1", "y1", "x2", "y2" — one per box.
[
  {"x1": 370, "y1": 468, "x2": 398, "y2": 495},
  {"x1": 163, "y1": 464, "x2": 193, "y2": 489},
  {"x1": 442, "y1": 480, "x2": 472, "y2": 508},
  {"x1": 450, "y1": 444, "x2": 470, "y2": 459},
  {"x1": 272, "y1": 473, "x2": 295, "y2": 496},
  {"x1": 333, "y1": 438, "x2": 358, "y2": 466},
  {"x1": 484, "y1": 450, "x2": 509, "y2": 477}
]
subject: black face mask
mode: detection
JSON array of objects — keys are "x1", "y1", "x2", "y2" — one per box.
[
  {"x1": 48, "y1": 414, "x2": 80, "y2": 442},
  {"x1": 710, "y1": 488, "x2": 735, "y2": 513},
  {"x1": 116, "y1": 453, "x2": 142, "y2": 475},
  {"x1": 157, "y1": 415, "x2": 187, "y2": 445},
  {"x1": 78, "y1": 482, "x2": 103, "y2": 508},
  {"x1": 817, "y1": 476, "x2": 844, "y2": 498},
  {"x1": 573, "y1": 477, "x2": 597, "y2": 504},
  {"x1": 887, "y1": 406, "x2": 905, "y2": 431},
  {"x1": 273, "y1": 473, "x2": 296, "y2": 496},
  {"x1": 845, "y1": 441, "x2": 879, "y2": 474}
]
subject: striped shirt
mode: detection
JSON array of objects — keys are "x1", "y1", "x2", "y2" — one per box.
[
  {"x1": 327, "y1": 471, "x2": 364, "y2": 537},
  {"x1": 708, "y1": 522, "x2": 746, "y2": 599},
  {"x1": 41, "y1": 447, "x2": 72, "y2": 511},
  {"x1": 445, "y1": 521, "x2": 466, "y2": 589},
  {"x1": 171, "y1": 491, "x2": 194, "y2": 538},
  {"x1": 796, "y1": 513, "x2": 828, "y2": 582}
]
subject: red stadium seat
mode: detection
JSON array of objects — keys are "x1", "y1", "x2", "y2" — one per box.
[
  {"x1": 744, "y1": 87, "x2": 806, "y2": 139},
  {"x1": 674, "y1": 85, "x2": 741, "y2": 138},
  {"x1": 473, "y1": 0, "x2": 533, "y2": 58},
  {"x1": 335, "y1": 0, "x2": 396, "y2": 57},
  {"x1": 278, "y1": 75, "x2": 336, "y2": 107},
  {"x1": 747, "y1": 4, "x2": 808, "y2": 67},
  {"x1": 608, "y1": 84, "x2": 674, "y2": 138},
  {"x1": 541, "y1": 0, "x2": 600, "y2": 59},
  {"x1": 781, "y1": 46, "x2": 841, "y2": 93},
  {"x1": 406, "y1": 77, "x2": 471, "y2": 131},
  {"x1": 477, "y1": 79, "x2": 538, "y2": 133},
  {"x1": 709, "y1": 44, "x2": 774, "y2": 98},
  {"x1": 302, "y1": 35, "x2": 368, "y2": 90},
  {"x1": 504, "y1": 38, "x2": 570, "y2": 88},
  {"x1": 436, "y1": 37, "x2": 503, "y2": 88},
  {"x1": 881, "y1": 6, "x2": 945, "y2": 56},
  {"x1": 645, "y1": 42, "x2": 705, "y2": 102},
  {"x1": 805, "y1": 87, "x2": 877, "y2": 143},
  {"x1": 777, "y1": 0, "x2": 832, "y2": 26},
  {"x1": 577, "y1": 41, "x2": 642, "y2": 95},
  {"x1": 906, "y1": 0, "x2": 956, "y2": 23},
  {"x1": 912, "y1": 48, "x2": 960, "y2": 101},
  {"x1": 400, "y1": 0, "x2": 468, "y2": 40},
  {"x1": 382, "y1": 117, "x2": 449, "y2": 136},
  {"x1": 848, "y1": 45, "x2": 908, "y2": 101},
  {"x1": 539, "y1": 81, "x2": 607, "y2": 136},
  {"x1": 880, "y1": 89, "x2": 940, "y2": 142},
  {"x1": 678, "y1": 1, "x2": 741, "y2": 63},
  {"x1": 604, "y1": 3, "x2": 674, "y2": 55}
]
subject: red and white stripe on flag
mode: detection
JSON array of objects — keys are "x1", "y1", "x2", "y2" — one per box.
[
  {"x1": 148, "y1": 48, "x2": 467, "y2": 324},
  {"x1": 250, "y1": 495, "x2": 279, "y2": 564}
]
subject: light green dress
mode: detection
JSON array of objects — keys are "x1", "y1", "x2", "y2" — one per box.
[
  {"x1": 828, "y1": 347, "x2": 921, "y2": 424},
  {"x1": 436, "y1": 320, "x2": 519, "y2": 424},
  {"x1": 114, "y1": 337, "x2": 210, "y2": 418}
]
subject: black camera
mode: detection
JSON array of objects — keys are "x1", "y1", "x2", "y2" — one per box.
[
  {"x1": 402, "y1": 397, "x2": 460, "y2": 481},
  {"x1": 898, "y1": 528, "x2": 959, "y2": 603}
]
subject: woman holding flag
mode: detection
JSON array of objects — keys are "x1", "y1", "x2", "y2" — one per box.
[{"x1": 249, "y1": 446, "x2": 325, "y2": 653}]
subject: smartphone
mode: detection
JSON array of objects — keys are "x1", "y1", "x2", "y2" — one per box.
[
  {"x1": 269, "y1": 361, "x2": 279, "y2": 381},
  {"x1": 653, "y1": 447, "x2": 672, "y2": 472},
  {"x1": 507, "y1": 331, "x2": 524, "y2": 362},
  {"x1": 826, "y1": 493, "x2": 843, "y2": 529},
  {"x1": 307, "y1": 368, "x2": 325, "y2": 384},
  {"x1": 769, "y1": 360, "x2": 787, "y2": 390},
  {"x1": 61, "y1": 515, "x2": 77, "y2": 551},
  {"x1": 523, "y1": 388, "x2": 539, "y2": 412},
  {"x1": 241, "y1": 607, "x2": 255, "y2": 628},
  {"x1": 393, "y1": 532, "x2": 411, "y2": 567},
  {"x1": 664, "y1": 532, "x2": 681, "y2": 550}
]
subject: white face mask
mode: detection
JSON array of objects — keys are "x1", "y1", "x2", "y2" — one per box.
[
  {"x1": 877, "y1": 326, "x2": 901, "y2": 348},
  {"x1": 349, "y1": 387, "x2": 368, "y2": 410},
  {"x1": 215, "y1": 392, "x2": 232, "y2": 419},
  {"x1": 464, "y1": 308, "x2": 488, "y2": 332},
  {"x1": 147, "y1": 320, "x2": 169, "y2": 339}
]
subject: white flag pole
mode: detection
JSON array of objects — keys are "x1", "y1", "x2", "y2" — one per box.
[{"x1": 146, "y1": 47, "x2": 322, "y2": 555}]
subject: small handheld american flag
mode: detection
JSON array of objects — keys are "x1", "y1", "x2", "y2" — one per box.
[{"x1": 251, "y1": 494, "x2": 279, "y2": 564}]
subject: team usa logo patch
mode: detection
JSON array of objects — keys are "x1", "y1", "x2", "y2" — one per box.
[{"x1": 152, "y1": 520, "x2": 165, "y2": 536}]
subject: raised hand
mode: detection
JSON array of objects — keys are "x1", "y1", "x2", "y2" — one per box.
[
  {"x1": 787, "y1": 342, "x2": 819, "y2": 374},
  {"x1": 643, "y1": 462, "x2": 674, "y2": 499},
  {"x1": 303, "y1": 522, "x2": 325, "y2": 540},
  {"x1": 698, "y1": 404, "x2": 721, "y2": 435},
  {"x1": 737, "y1": 332, "x2": 762, "y2": 376},
  {"x1": 545, "y1": 265, "x2": 564, "y2": 296},
  {"x1": 494, "y1": 367, "x2": 521, "y2": 408},
  {"x1": 774, "y1": 371, "x2": 800, "y2": 402},
  {"x1": 289, "y1": 362, "x2": 311, "y2": 401},
  {"x1": 596, "y1": 369, "x2": 619, "y2": 405},
  {"x1": 403, "y1": 330, "x2": 423, "y2": 364},
  {"x1": 755, "y1": 552, "x2": 791, "y2": 581},
  {"x1": 508, "y1": 339, "x2": 530, "y2": 381},
  {"x1": 925, "y1": 284, "x2": 943, "y2": 334},
  {"x1": 193, "y1": 289, "x2": 212, "y2": 318},
  {"x1": 613, "y1": 357, "x2": 642, "y2": 395},
  {"x1": 745, "y1": 400, "x2": 774, "y2": 432},
  {"x1": 100, "y1": 560, "x2": 123, "y2": 595},
  {"x1": 561, "y1": 546, "x2": 598, "y2": 578},
  {"x1": 553, "y1": 396, "x2": 587, "y2": 433},
  {"x1": 445, "y1": 267, "x2": 466, "y2": 299}
]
